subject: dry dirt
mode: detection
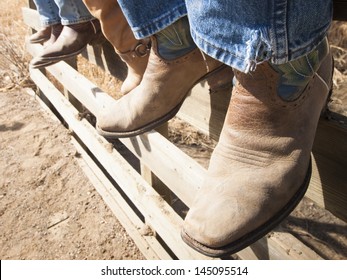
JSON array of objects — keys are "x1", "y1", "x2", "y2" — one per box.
[
  {"x1": 0, "y1": 0, "x2": 347, "y2": 260},
  {"x1": 0, "y1": 89, "x2": 144, "y2": 260}
]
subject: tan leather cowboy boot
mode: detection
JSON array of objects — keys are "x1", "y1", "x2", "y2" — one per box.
[
  {"x1": 29, "y1": 26, "x2": 51, "y2": 44},
  {"x1": 83, "y1": 0, "x2": 150, "y2": 94},
  {"x1": 96, "y1": 17, "x2": 228, "y2": 138},
  {"x1": 30, "y1": 19, "x2": 101, "y2": 69},
  {"x1": 181, "y1": 38, "x2": 333, "y2": 257}
]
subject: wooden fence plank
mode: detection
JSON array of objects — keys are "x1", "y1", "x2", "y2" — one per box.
[
  {"x1": 71, "y1": 138, "x2": 172, "y2": 260},
  {"x1": 243, "y1": 231, "x2": 322, "y2": 260},
  {"x1": 22, "y1": 7, "x2": 40, "y2": 30},
  {"x1": 119, "y1": 134, "x2": 204, "y2": 207}
]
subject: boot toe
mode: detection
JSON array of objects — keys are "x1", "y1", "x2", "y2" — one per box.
[
  {"x1": 183, "y1": 181, "x2": 270, "y2": 246},
  {"x1": 183, "y1": 195, "x2": 244, "y2": 249},
  {"x1": 182, "y1": 165, "x2": 311, "y2": 257}
]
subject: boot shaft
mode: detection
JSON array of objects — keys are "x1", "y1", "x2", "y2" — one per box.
[
  {"x1": 83, "y1": 0, "x2": 139, "y2": 52},
  {"x1": 220, "y1": 38, "x2": 333, "y2": 160}
]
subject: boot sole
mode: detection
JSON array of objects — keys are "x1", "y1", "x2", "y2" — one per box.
[
  {"x1": 181, "y1": 160, "x2": 312, "y2": 258},
  {"x1": 29, "y1": 38, "x2": 49, "y2": 44},
  {"x1": 30, "y1": 59, "x2": 62, "y2": 69},
  {"x1": 30, "y1": 44, "x2": 91, "y2": 69},
  {"x1": 30, "y1": 47, "x2": 86, "y2": 69},
  {"x1": 30, "y1": 32, "x2": 104, "y2": 69},
  {"x1": 31, "y1": 27, "x2": 103, "y2": 64},
  {"x1": 96, "y1": 64, "x2": 229, "y2": 139}
]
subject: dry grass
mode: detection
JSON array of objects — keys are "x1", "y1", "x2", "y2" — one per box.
[
  {"x1": 168, "y1": 117, "x2": 216, "y2": 148},
  {"x1": 329, "y1": 21, "x2": 347, "y2": 49},
  {"x1": 329, "y1": 22, "x2": 347, "y2": 86},
  {"x1": 0, "y1": 0, "x2": 33, "y2": 91},
  {"x1": 0, "y1": 34, "x2": 33, "y2": 91}
]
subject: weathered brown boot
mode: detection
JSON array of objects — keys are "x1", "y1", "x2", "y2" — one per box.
[
  {"x1": 96, "y1": 42, "x2": 228, "y2": 138},
  {"x1": 29, "y1": 24, "x2": 63, "y2": 67},
  {"x1": 30, "y1": 19, "x2": 101, "y2": 69},
  {"x1": 83, "y1": 0, "x2": 150, "y2": 94},
  {"x1": 95, "y1": 17, "x2": 227, "y2": 138},
  {"x1": 181, "y1": 38, "x2": 333, "y2": 257},
  {"x1": 29, "y1": 26, "x2": 51, "y2": 44}
]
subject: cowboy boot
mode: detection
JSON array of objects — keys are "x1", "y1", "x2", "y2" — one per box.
[
  {"x1": 29, "y1": 24, "x2": 63, "y2": 67},
  {"x1": 96, "y1": 17, "x2": 229, "y2": 138},
  {"x1": 30, "y1": 19, "x2": 101, "y2": 69},
  {"x1": 181, "y1": 38, "x2": 333, "y2": 257},
  {"x1": 83, "y1": 0, "x2": 150, "y2": 94},
  {"x1": 29, "y1": 26, "x2": 51, "y2": 44}
]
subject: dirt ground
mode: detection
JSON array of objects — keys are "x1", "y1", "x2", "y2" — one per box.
[
  {"x1": 0, "y1": 89, "x2": 144, "y2": 260},
  {"x1": 0, "y1": 0, "x2": 347, "y2": 260}
]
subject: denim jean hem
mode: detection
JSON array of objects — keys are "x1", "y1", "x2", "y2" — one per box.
[
  {"x1": 34, "y1": 0, "x2": 94, "y2": 28},
  {"x1": 41, "y1": 20, "x2": 61, "y2": 27},
  {"x1": 192, "y1": 27, "x2": 329, "y2": 73},
  {"x1": 272, "y1": 32, "x2": 330, "y2": 65},
  {"x1": 131, "y1": 4, "x2": 187, "y2": 39},
  {"x1": 191, "y1": 29, "x2": 272, "y2": 73},
  {"x1": 60, "y1": 17, "x2": 95, "y2": 26}
]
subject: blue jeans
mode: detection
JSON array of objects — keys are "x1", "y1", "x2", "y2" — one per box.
[
  {"x1": 33, "y1": 0, "x2": 94, "y2": 26},
  {"x1": 118, "y1": 0, "x2": 332, "y2": 73}
]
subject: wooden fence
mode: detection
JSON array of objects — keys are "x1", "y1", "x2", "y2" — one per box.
[{"x1": 22, "y1": 4, "x2": 347, "y2": 260}]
